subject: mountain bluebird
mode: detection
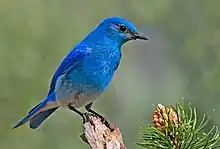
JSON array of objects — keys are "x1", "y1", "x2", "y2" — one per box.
[{"x1": 13, "y1": 17, "x2": 148, "y2": 129}]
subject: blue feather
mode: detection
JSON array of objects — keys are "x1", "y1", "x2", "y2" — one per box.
[
  {"x1": 29, "y1": 108, "x2": 58, "y2": 129},
  {"x1": 13, "y1": 92, "x2": 56, "y2": 129},
  {"x1": 48, "y1": 47, "x2": 88, "y2": 95}
]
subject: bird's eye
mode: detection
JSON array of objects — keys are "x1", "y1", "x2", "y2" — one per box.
[{"x1": 119, "y1": 25, "x2": 127, "y2": 32}]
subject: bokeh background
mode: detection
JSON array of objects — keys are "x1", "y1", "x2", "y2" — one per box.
[{"x1": 1, "y1": 0, "x2": 220, "y2": 148}]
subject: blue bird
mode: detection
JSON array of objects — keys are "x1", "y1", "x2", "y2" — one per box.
[{"x1": 13, "y1": 17, "x2": 148, "y2": 129}]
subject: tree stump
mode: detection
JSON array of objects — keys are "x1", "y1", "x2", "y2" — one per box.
[{"x1": 80, "y1": 114, "x2": 126, "y2": 149}]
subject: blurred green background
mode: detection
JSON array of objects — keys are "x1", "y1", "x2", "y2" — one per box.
[{"x1": 1, "y1": 0, "x2": 220, "y2": 148}]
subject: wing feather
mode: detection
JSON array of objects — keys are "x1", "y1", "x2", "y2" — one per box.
[{"x1": 48, "y1": 47, "x2": 89, "y2": 95}]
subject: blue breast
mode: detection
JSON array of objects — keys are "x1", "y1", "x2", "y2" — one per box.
[{"x1": 68, "y1": 46, "x2": 121, "y2": 92}]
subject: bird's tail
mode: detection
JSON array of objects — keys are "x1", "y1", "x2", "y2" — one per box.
[
  {"x1": 29, "y1": 107, "x2": 58, "y2": 129},
  {"x1": 13, "y1": 92, "x2": 56, "y2": 129}
]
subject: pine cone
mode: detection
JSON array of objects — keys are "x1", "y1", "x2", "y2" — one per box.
[{"x1": 153, "y1": 104, "x2": 178, "y2": 131}]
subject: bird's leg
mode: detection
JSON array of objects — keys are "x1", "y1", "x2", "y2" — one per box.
[
  {"x1": 85, "y1": 102, "x2": 111, "y2": 129},
  {"x1": 67, "y1": 104, "x2": 88, "y2": 124}
]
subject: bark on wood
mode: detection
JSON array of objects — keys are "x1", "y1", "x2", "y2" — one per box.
[{"x1": 80, "y1": 114, "x2": 126, "y2": 149}]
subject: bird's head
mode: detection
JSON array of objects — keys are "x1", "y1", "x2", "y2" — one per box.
[{"x1": 96, "y1": 17, "x2": 148, "y2": 46}]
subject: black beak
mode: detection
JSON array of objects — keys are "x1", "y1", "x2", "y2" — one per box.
[{"x1": 132, "y1": 32, "x2": 149, "y2": 40}]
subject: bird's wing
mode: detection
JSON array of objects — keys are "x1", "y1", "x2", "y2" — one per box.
[{"x1": 48, "y1": 46, "x2": 89, "y2": 95}]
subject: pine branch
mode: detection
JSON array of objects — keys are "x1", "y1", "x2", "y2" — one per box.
[{"x1": 136, "y1": 99, "x2": 220, "y2": 149}]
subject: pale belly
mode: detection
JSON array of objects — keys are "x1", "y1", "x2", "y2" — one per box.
[{"x1": 54, "y1": 74, "x2": 103, "y2": 108}]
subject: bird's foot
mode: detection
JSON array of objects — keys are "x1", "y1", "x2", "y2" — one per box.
[
  {"x1": 94, "y1": 114, "x2": 114, "y2": 132},
  {"x1": 82, "y1": 113, "x2": 95, "y2": 126},
  {"x1": 84, "y1": 113, "x2": 114, "y2": 132},
  {"x1": 67, "y1": 104, "x2": 93, "y2": 125},
  {"x1": 84, "y1": 103, "x2": 114, "y2": 131}
]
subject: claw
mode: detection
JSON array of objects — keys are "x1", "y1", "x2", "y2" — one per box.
[
  {"x1": 97, "y1": 115, "x2": 114, "y2": 131},
  {"x1": 82, "y1": 113, "x2": 96, "y2": 128},
  {"x1": 84, "y1": 103, "x2": 114, "y2": 131},
  {"x1": 82, "y1": 113, "x2": 90, "y2": 124}
]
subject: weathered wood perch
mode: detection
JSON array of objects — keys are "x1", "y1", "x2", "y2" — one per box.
[{"x1": 80, "y1": 114, "x2": 126, "y2": 149}]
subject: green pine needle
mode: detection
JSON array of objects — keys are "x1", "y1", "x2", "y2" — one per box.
[{"x1": 136, "y1": 101, "x2": 220, "y2": 149}]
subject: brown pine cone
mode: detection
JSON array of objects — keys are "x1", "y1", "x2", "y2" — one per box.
[{"x1": 153, "y1": 104, "x2": 178, "y2": 131}]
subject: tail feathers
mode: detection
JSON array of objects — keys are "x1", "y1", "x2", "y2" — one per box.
[
  {"x1": 13, "y1": 92, "x2": 56, "y2": 129},
  {"x1": 29, "y1": 108, "x2": 58, "y2": 129},
  {"x1": 13, "y1": 100, "x2": 47, "y2": 129}
]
